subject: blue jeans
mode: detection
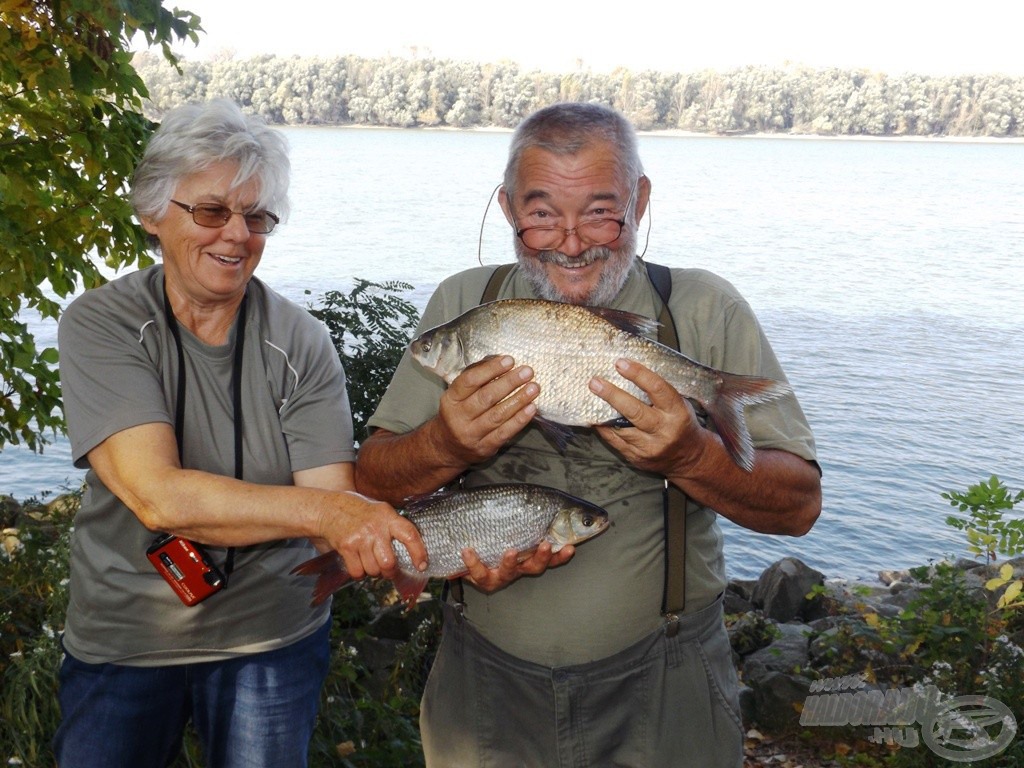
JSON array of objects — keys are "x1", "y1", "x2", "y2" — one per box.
[{"x1": 53, "y1": 620, "x2": 331, "y2": 768}]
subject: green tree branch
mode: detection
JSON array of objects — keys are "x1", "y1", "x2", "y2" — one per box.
[{"x1": 0, "y1": 0, "x2": 202, "y2": 450}]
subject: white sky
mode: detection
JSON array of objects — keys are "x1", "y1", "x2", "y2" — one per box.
[{"x1": 152, "y1": 0, "x2": 1024, "y2": 77}]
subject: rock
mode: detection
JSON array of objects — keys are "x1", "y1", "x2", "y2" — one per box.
[
  {"x1": 742, "y1": 623, "x2": 811, "y2": 683},
  {"x1": 952, "y1": 557, "x2": 986, "y2": 572},
  {"x1": 729, "y1": 578, "x2": 758, "y2": 601},
  {"x1": 888, "y1": 580, "x2": 916, "y2": 594},
  {"x1": 807, "y1": 615, "x2": 839, "y2": 634},
  {"x1": 749, "y1": 671, "x2": 813, "y2": 731},
  {"x1": 738, "y1": 683, "x2": 757, "y2": 725},
  {"x1": 807, "y1": 626, "x2": 840, "y2": 667},
  {"x1": 724, "y1": 579, "x2": 755, "y2": 615},
  {"x1": 728, "y1": 611, "x2": 777, "y2": 657},
  {"x1": 0, "y1": 495, "x2": 22, "y2": 527},
  {"x1": 878, "y1": 568, "x2": 912, "y2": 586},
  {"x1": 880, "y1": 584, "x2": 926, "y2": 610},
  {"x1": 972, "y1": 558, "x2": 1024, "y2": 581},
  {"x1": 751, "y1": 557, "x2": 826, "y2": 623},
  {"x1": 46, "y1": 493, "x2": 81, "y2": 518}
]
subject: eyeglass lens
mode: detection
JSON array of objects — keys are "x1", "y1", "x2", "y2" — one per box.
[
  {"x1": 519, "y1": 220, "x2": 623, "y2": 250},
  {"x1": 172, "y1": 200, "x2": 278, "y2": 234}
]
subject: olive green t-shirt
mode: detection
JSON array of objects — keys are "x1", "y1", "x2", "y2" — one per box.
[
  {"x1": 59, "y1": 266, "x2": 353, "y2": 665},
  {"x1": 368, "y1": 260, "x2": 816, "y2": 666}
]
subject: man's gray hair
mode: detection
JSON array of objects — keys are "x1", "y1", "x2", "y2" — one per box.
[
  {"x1": 503, "y1": 103, "x2": 643, "y2": 203},
  {"x1": 131, "y1": 98, "x2": 290, "y2": 230}
]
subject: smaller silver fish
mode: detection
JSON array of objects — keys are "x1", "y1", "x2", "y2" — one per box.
[{"x1": 291, "y1": 484, "x2": 609, "y2": 608}]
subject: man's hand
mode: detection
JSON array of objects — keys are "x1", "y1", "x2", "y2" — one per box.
[
  {"x1": 590, "y1": 358, "x2": 708, "y2": 477},
  {"x1": 458, "y1": 542, "x2": 576, "y2": 593},
  {"x1": 434, "y1": 355, "x2": 540, "y2": 465}
]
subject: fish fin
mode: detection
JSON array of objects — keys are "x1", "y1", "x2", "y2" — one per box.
[
  {"x1": 393, "y1": 571, "x2": 430, "y2": 610},
  {"x1": 584, "y1": 306, "x2": 660, "y2": 337},
  {"x1": 291, "y1": 551, "x2": 352, "y2": 606},
  {"x1": 704, "y1": 371, "x2": 792, "y2": 472},
  {"x1": 400, "y1": 486, "x2": 459, "y2": 515},
  {"x1": 534, "y1": 416, "x2": 576, "y2": 453},
  {"x1": 598, "y1": 416, "x2": 634, "y2": 429}
]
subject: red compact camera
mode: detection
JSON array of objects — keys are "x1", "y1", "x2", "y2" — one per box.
[{"x1": 146, "y1": 534, "x2": 226, "y2": 606}]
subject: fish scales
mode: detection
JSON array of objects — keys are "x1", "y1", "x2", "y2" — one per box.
[{"x1": 459, "y1": 300, "x2": 719, "y2": 426}]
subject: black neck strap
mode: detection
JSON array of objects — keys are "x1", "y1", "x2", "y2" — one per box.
[{"x1": 162, "y1": 283, "x2": 248, "y2": 577}]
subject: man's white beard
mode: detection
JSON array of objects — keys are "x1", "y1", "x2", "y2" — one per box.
[{"x1": 515, "y1": 234, "x2": 636, "y2": 307}]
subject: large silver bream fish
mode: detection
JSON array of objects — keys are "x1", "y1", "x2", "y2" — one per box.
[
  {"x1": 292, "y1": 484, "x2": 609, "y2": 607},
  {"x1": 410, "y1": 299, "x2": 792, "y2": 472}
]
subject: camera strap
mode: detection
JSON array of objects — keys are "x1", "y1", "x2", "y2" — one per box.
[{"x1": 162, "y1": 282, "x2": 247, "y2": 581}]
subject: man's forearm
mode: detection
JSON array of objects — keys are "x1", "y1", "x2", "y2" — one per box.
[
  {"x1": 670, "y1": 447, "x2": 821, "y2": 536},
  {"x1": 356, "y1": 424, "x2": 468, "y2": 505}
]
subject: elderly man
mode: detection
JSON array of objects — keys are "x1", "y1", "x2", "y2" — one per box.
[{"x1": 357, "y1": 102, "x2": 821, "y2": 767}]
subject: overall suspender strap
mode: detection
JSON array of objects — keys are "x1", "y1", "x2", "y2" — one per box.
[
  {"x1": 644, "y1": 262, "x2": 688, "y2": 616},
  {"x1": 481, "y1": 263, "x2": 514, "y2": 304}
]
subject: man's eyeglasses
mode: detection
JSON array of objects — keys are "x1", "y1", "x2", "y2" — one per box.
[
  {"x1": 512, "y1": 178, "x2": 639, "y2": 251},
  {"x1": 169, "y1": 200, "x2": 280, "y2": 234}
]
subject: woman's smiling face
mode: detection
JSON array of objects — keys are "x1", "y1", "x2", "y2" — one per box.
[{"x1": 142, "y1": 161, "x2": 267, "y2": 308}]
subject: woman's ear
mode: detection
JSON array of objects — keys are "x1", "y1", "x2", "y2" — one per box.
[{"x1": 139, "y1": 214, "x2": 160, "y2": 237}]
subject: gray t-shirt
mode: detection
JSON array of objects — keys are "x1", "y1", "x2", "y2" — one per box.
[
  {"x1": 59, "y1": 265, "x2": 354, "y2": 665},
  {"x1": 367, "y1": 260, "x2": 817, "y2": 666}
]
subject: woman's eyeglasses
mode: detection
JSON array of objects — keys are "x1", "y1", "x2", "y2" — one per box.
[{"x1": 169, "y1": 200, "x2": 280, "y2": 234}]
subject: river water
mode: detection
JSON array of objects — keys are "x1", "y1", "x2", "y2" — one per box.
[{"x1": 3, "y1": 127, "x2": 1022, "y2": 580}]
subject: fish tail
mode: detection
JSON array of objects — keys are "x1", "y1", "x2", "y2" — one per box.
[
  {"x1": 392, "y1": 570, "x2": 430, "y2": 610},
  {"x1": 290, "y1": 551, "x2": 352, "y2": 606},
  {"x1": 705, "y1": 372, "x2": 792, "y2": 472}
]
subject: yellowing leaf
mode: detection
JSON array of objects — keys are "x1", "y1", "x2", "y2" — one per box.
[{"x1": 1002, "y1": 581, "x2": 1022, "y2": 604}]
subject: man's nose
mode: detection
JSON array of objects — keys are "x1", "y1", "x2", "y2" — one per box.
[{"x1": 558, "y1": 227, "x2": 586, "y2": 257}]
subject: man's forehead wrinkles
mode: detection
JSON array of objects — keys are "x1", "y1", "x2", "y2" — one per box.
[{"x1": 520, "y1": 188, "x2": 620, "y2": 205}]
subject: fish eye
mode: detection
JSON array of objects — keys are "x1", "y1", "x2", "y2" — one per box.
[
  {"x1": 420, "y1": 340, "x2": 431, "y2": 352},
  {"x1": 582, "y1": 515, "x2": 594, "y2": 527}
]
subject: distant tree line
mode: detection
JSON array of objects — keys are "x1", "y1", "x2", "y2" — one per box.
[{"x1": 134, "y1": 51, "x2": 1024, "y2": 137}]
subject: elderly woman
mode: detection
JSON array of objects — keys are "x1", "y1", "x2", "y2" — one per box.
[{"x1": 53, "y1": 99, "x2": 426, "y2": 767}]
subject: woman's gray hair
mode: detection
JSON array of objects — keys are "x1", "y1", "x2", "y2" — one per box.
[
  {"x1": 503, "y1": 102, "x2": 644, "y2": 208},
  {"x1": 131, "y1": 99, "x2": 290, "y2": 233}
]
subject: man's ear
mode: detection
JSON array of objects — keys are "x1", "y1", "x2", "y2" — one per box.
[
  {"x1": 633, "y1": 175, "x2": 651, "y2": 224},
  {"x1": 497, "y1": 186, "x2": 515, "y2": 226}
]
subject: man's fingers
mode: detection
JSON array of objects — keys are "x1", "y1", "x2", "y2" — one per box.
[
  {"x1": 448, "y1": 356, "x2": 516, "y2": 399},
  {"x1": 589, "y1": 375, "x2": 648, "y2": 426},
  {"x1": 613, "y1": 358, "x2": 679, "y2": 410}
]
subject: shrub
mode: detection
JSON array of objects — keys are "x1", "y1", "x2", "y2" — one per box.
[{"x1": 805, "y1": 477, "x2": 1024, "y2": 767}]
